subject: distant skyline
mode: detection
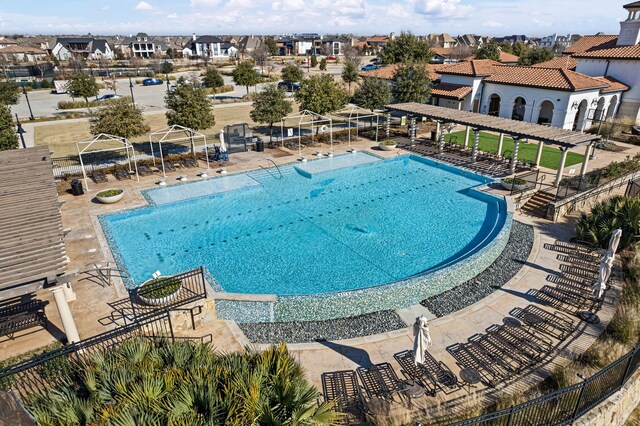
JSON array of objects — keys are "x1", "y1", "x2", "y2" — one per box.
[{"x1": 0, "y1": 0, "x2": 627, "y2": 37}]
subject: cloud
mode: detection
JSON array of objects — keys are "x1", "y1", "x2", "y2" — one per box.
[
  {"x1": 272, "y1": 0, "x2": 306, "y2": 12},
  {"x1": 100, "y1": 5, "x2": 109, "y2": 10},
  {"x1": 413, "y1": 0, "x2": 472, "y2": 17},
  {"x1": 167, "y1": 12, "x2": 177, "y2": 18},
  {"x1": 483, "y1": 20, "x2": 503, "y2": 28},
  {"x1": 190, "y1": 0, "x2": 221, "y2": 6},
  {"x1": 135, "y1": 1, "x2": 154, "y2": 10},
  {"x1": 226, "y1": 0, "x2": 252, "y2": 8},
  {"x1": 532, "y1": 17, "x2": 552, "y2": 27}
]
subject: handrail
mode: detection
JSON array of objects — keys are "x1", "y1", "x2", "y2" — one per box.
[
  {"x1": 259, "y1": 159, "x2": 283, "y2": 180},
  {"x1": 267, "y1": 159, "x2": 283, "y2": 179}
]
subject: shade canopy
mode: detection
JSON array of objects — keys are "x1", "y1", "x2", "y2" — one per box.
[
  {"x1": 280, "y1": 110, "x2": 333, "y2": 154},
  {"x1": 386, "y1": 103, "x2": 601, "y2": 148},
  {"x1": 148, "y1": 124, "x2": 209, "y2": 177},
  {"x1": 76, "y1": 133, "x2": 140, "y2": 191}
]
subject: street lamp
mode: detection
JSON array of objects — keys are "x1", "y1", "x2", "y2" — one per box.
[
  {"x1": 22, "y1": 87, "x2": 34, "y2": 120},
  {"x1": 15, "y1": 114, "x2": 27, "y2": 149},
  {"x1": 166, "y1": 71, "x2": 170, "y2": 92},
  {"x1": 128, "y1": 76, "x2": 135, "y2": 106}
]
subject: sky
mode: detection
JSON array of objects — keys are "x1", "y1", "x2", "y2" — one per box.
[{"x1": 0, "y1": 0, "x2": 627, "y2": 37}]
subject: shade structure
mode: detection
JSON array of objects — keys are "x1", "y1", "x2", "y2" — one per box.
[
  {"x1": 607, "y1": 228, "x2": 622, "y2": 258},
  {"x1": 413, "y1": 315, "x2": 432, "y2": 365},
  {"x1": 592, "y1": 254, "x2": 614, "y2": 299}
]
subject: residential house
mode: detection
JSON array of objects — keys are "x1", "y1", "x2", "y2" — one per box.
[
  {"x1": 361, "y1": 34, "x2": 393, "y2": 54},
  {"x1": 425, "y1": 33, "x2": 457, "y2": 48},
  {"x1": 455, "y1": 34, "x2": 489, "y2": 48},
  {"x1": 52, "y1": 37, "x2": 114, "y2": 60},
  {"x1": 16, "y1": 36, "x2": 51, "y2": 51},
  {"x1": 0, "y1": 37, "x2": 18, "y2": 49},
  {"x1": 126, "y1": 33, "x2": 155, "y2": 58},
  {"x1": 0, "y1": 45, "x2": 48, "y2": 63},
  {"x1": 462, "y1": 51, "x2": 520, "y2": 65},
  {"x1": 237, "y1": 35, "x2": 263, "y2": 60},
  {"x1": 188, "y1": 35, "x2": 238, "y2": 59},
  {"x1": 315, "y1": 36, "x2": 351, "y2": 56},
  {"x1": 493, "y1": 35, "x2": 534, "y2": 46}
]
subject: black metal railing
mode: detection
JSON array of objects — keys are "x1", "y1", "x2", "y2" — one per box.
[
  {"x1": 447, "y1": 342, "x2": 640, "y2": 425},
  {"x1": 0, "y1": 312, "x2": 178, "y2": 400},
  {"x1": 625, "y1": 178, "x2": 640, "y2": 197},
  {"x1": 510, "y1": 170, "x2": 540, "y2": 197}
]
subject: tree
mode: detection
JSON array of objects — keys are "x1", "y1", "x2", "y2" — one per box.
[
  {"x1": 518, "y1": 46, "x2": 554, "y2": 66},
  {"x1": 496, "y1": 42, "x2": 514, "y2": 54},
  {"x1": 161, "y1": 61, "x2": 173, "y2": 74},
  {"x1": 475, "y1": 42, "x2": 501, "y2": 61},
  {"x1": 391, "y1": 63, "x2": 431, "y2": 103},
  {"x1": 281, "y1": 64, "x2": 303, "y2": 83},
  {"x1": 264, "y1": 37, "x2": 278, "y2": 56},
  {"x1": 165, "y1": 48, "x2": 176, "y2": 59},
  {"x1": 66, "y1": 72, "x2": 99, "y2": 112},
  {"x1": 319, "y1": 58, "x2": 327, "y2": 71},
  {"x1": 294, "y1": 74, "x2": 348, "y2": 115},
  {"x1": 203, "y1": 68, "x2": 224, "y2": 89},
  {"x1": 353, "y1": 78, "x2": 391, "y2": 111},
  {"x1": 342, "y1": 43, "x2": 364, "y2": 67},
  {"x1": 90, "y1": 97, "x2": 149, "y2": 138},
  {"x1": 449, "y1": 44, "x2": 473, "y2": 61},
  {"x1": 165, "y1": 76, "x2": 215, "y2": 131},
  {"x1": 0, "y1": 80, "x2": 19, "y2": 105},
  {"x1": 310, "y1": 55, "x2": 318, "y2": 68},
  {"x1": 232, "y1": 60, "x2": 260, "y2": 95},
  {"x1": 249, "y1": 43, "x2": 270, "y2": 74},
  {"x1": 341, "y1": 60, "x2": 359, "y2": 95},
  {"x1": 250, "y1": 84, "x2": 292, "y2": 142},
  {"x1": 513, "y1": 41, "x2": 527, "y2": 57},
  {"x1": 0, "y1": 105, "x2": 18, "y2": 151},
  {"x1": 379, "y1": 31, "x2": 433, "y2": 64}
]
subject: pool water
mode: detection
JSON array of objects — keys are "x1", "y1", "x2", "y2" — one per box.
[{"x1": 101, "y1": 153, "x2": 507, "y2": 295}]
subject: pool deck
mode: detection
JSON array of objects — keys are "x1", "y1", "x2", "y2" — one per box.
[{"x1": 1, "y1": 136, "x2": 638, "y2": 417}]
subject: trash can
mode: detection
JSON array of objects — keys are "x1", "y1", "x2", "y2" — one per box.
[
  {"x1": 70, "y1": 179, "x2": 84, "y2": 196},
  {"x1": 256, "y1": 140, "x2": 265, "y2": 152}
]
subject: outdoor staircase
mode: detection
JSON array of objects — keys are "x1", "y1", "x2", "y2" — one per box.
[{"x1": 520, "y1": 190, "x2": 556, "y2": 219}]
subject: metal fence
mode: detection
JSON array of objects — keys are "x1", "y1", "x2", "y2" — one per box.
[
  {"x1": 0, "y1": 312, "x2": 176, "y2": 400},
  {"x1": 447, "y1": 342, "x2": 640, "y2": 425}
]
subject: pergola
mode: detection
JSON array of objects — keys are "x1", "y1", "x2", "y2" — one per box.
[
  {"x1": 148, "y1": 124, "x2": 210, "y2": 177},
  {"x1": 330, "y1": 105, "x2": 381, "y2": 148},
  {"x1": 76, "y1": 133, "x2": 139, "y2": 191},
  {"x1": 387, "y1": 103, "x2": 602, "y2": 185},
  {"x1": 280, "y1": 110, "x2": 333, "y2": 155}
]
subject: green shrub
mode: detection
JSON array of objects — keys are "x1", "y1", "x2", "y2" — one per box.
[
  {"x1": 138, "y1": 276, "x2": 181, "y2": 299},
  {"x1": 379, "y1": 140, "x2": 396, "y2": 146},
  {"x1": 575, "y1": 196, "x2": 640, "y2": 250},
  {"x1": 96, "y1": 188, "x2": 123, "y2": 198},
  {"x1": 503, "y1": 177, "x2": 527, "y2": 185},
  {"x1": 57, "y1": 100, "x2": 100, "y2": 110}
]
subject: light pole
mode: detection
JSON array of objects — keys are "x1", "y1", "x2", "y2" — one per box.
[
  {"x1": 15, "y1": 114, "x2": 27, "y2": 149},
  {"x1": 22, "y1": 87, "x2": 34, "y2": 120},
  {"x1": 128, "y1": 76, "x2": 135, "y2": 106}
]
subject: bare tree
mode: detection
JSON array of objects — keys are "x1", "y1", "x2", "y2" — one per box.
[
  {"x1": 342, "y1": 43, "x2": 364, "y2": 67},
  {"x1": 0, "y1": 55, "x2": 11, "y2": 78},
  {"x1": 129, "y1": 56, "x2": 145, "y2": 75},
  {"x1": 249, "y1": 43, "x2": 270, "y2": 75},
  {"x1": 449, "y1": 44, "x2": 473, "y2": 61}
]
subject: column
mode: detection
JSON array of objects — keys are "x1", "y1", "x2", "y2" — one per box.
[
  {"x1": 580, "y1": 144, "x2": 592, "y2": 176},
  {"x1": 51, "y1": 286, "x2": 80, "y2": 343},
  {"x1": 438, "y1": 122, "x2": 446, "y2": 153},
  {"x1": 410, "y1": 115, "x2": 417, "y2": 146},
  {"x1": 496, "y1": 133, "x2": 505, "y2": 157},
  {"x1": 435, "y1": 121, "x2": 441, "y2": 142},
  {"x1": 462, "y1": 126, "x2": 471, "y2": 149},
  {"x1": 471, "y1": 128, "x2": 480, "y2": 163},
  {"x1": 555, "y1": 147, "x2": 569, "y2": 186},
  {"x1": 535, "y1": 141, "x2": 545, "y2": 167},
  {"x1": 510, "y1": 136, "x2": 520, "y2": 174},
  {"x1": 385, "y1": 113, "x2": 391, "y2": 139}
]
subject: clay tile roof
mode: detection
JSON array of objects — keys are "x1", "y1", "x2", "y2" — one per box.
[
  {"x1": 431, "y1": 47, "x2": 452, "y2": 56},
  {"x1": 430, "y1": 83, "x2": 473, "y2": 100},
  {"x1": 572, "y1": 43, "x2": 640, "y2": 59},
  {"x1": 532, "y1": 56, "x2": 577, "y2": 70},
  {"x1": 498, "y1": 51, "x2": 520, "y2": 63},
  {"x1": 593, "y1": 76, "x2": 630, "y2": 93},
  {"x1": 563, "y1": 35, "x2": 618, "y2": 54},
  {"x1": 360, "y1": 63, "x2": 448, "y2": 80},
  {"x1": 367, "y1": 35, "x2": 388, "y2": 42},
  {"x1": 484, "y1": 65, "x2": 608, "y2": 91},
  {"x1": 438, "y1": 59, "x2": 500, "y2": 76}
]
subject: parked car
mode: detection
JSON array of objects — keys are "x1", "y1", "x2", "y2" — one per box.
[
  {"x1": 326, "y1": 56, "x2": 337, "y2": 61},
  {"x1": 142, "y1": 78, "x2": 163, "y2": 86},
  {"x1": 96, "y1": 94, "x2": 123, "y2": 101},
  {"x1": 371, "y1": 57, "x2": 382, "y2": 64},
  {"x1": 361, "y1": 64, "x2": 382, "y2": 71},
  {"x1": 278, "y1": 81, "x2": 301, "y2": 92}
]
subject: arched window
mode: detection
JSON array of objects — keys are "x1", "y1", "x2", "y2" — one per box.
[
  {"x1": 488, "y1": 94, "x2": 501, "y2": 116},
  {"x1": 538, "y1": 101, "x2": 554, "y2": 125},
  {"x1": 511, "y1": 97, "x2": 526, "y2": 121},
  {"x1": 572, "y1": 99, "x2": 588, "y2": 131},
  {"x1": 607, "y1": 96, "x2": 618, "y2": 119}
]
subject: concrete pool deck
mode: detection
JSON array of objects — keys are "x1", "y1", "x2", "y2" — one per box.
[{"x1": 0, "y1": 136, "x2": 636, "y2": 415}]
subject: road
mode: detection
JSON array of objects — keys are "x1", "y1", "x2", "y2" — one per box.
[{"x1": 10, "y1": 62, "x2": 349, "y2": 120}]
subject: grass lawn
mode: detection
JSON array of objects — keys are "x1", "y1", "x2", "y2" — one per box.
[
  {"x1": 443, "y1": 131, "x2": 584, "y2": 170},
  {"x1": 35, "y1": 103, "x2": 299, "y2": 157}
]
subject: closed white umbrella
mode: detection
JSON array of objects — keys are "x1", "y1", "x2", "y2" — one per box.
[
  {"x1": 413, "y1": 315, "x2": 432, "y2": 365},
  {"x1": 607, "y1": 228, "x2": 622, "y2": 259},
  {"x1": 592, "y1": 254, "x2": 614, "y2": 298},
  {"x1": 219, "y1": 130, "x2": 227, "y2": 153}
]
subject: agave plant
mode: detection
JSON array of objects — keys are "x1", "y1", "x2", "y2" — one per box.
[
  {"x1": 25, "y1": 339, "x2": 343, "y2": 426},
  {"x1": 575, "y1": 195, "x2": 640, "y2": 250}
]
